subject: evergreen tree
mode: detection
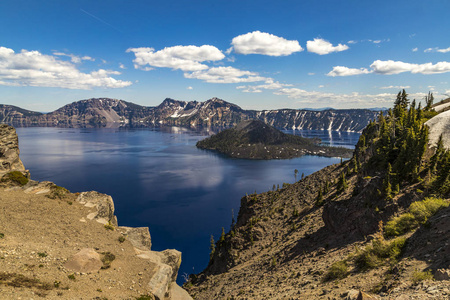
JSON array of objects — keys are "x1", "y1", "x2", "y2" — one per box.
[
  {"x1": 209, "y1": 235, "x2": 215, "y2": 259},
  {"x1": 383, "y1": 163, "x2": 393, "y2": 199},
  {"x1": 337, "y1": 172, "x2": 348, "y2": 193},
  {"x1": 425, "y1": 91, "x2": 434, "y2": 110}
]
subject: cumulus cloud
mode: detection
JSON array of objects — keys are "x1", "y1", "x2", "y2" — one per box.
[
  {"x1": 187, "y1": 86, "x2": 193, "y2": 90},
  {"x1": 424, "y1": 47, "x2": 450, "y2": 53},
  {"x1": 371, "y1": 60, "x2": 450, "y2": 75},
  {"x1": 380, "y1": 85, "x2": 411, "y2": 90},
  {"x1": 119, "y1": 63, "x2": 126, "y2": 69},
  {"x1": 306, "y1": 38, "x2": 349, "y2": 55},
  {"x1": 184, "y1": 66, "x2": 267, "y2": 84},
  {"x1": 412, "y1": 48, "x2": 418, "y2": 52},
  {"x1": 53, "y1": 52, "x2": 95, "y2": 63},
  {"x1": 235, "y1": 79, "x2": 292, "y2": 93},
  {"x1": 0, "y1": 46, "x2": 131, "y2": 89},
  {"x1": 126, "y1": 45, "x2": 225, "y2": 72},
  {"x1": 230, "y1": 31, "x2": 303, "y2": 56},
  {"x1": 327, "y1": 66, "x2": 371, "y2": 77}
]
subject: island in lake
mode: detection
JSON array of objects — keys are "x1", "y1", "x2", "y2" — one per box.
[{"x1": 196, "y1": 119, "x2": 353, "y2": 159}]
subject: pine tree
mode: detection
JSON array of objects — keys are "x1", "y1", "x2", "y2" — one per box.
[
  {"x1": 337, "y1": 172, "x2": 348, "y2": 193},
  {"x1": 316, "y1": 185, "x2": 323, "y2": 205},
  {"x1": 383, "y1": 163, "x2": 393, "y2": 200},
  {"x1": 209, "y1": 235, "x2": 215, "y2": 259}
]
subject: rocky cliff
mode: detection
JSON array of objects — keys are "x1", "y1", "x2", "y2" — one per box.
[
  {"x1": 0, "y1": 97, "x2": 380, "y2": 132},
  {"x1": 0, "y1": 125, "x2": 192, "y2": 300}
]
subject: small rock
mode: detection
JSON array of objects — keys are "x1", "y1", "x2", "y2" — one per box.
[{"x1": 434, "y1": 269, "x2": 450, "y2": 281}]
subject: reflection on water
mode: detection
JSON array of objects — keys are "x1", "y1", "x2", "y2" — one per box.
[{"x1": 15, "y1": 127, "x2": 359, "y2": 283}]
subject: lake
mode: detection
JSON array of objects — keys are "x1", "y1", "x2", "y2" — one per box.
[{"x1": 15, "y1": 127, "x2": 360, "y2": 283}]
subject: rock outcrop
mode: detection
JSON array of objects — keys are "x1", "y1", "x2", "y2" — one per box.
[
  {"x1": 0, "y1": 124, "x2": 25, "y2": 174},
  {"x1": 0, "y1": 97, "x2": 380, "y2": 132}
]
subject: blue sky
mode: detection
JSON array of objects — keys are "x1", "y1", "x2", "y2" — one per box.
[{"x1": 1, "y1": 0, "x2": 449, "y2": 111}]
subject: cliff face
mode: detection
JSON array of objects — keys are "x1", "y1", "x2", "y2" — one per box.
[
  {"x1": 0, "y1": 124, "x2": 25, "y2": 174},
  {"x1": 0, "y1": 124, "x2": 191, "y2": 300},
  {"x1": 0, "y1": 97, "x2": 380, "y2": 132}
]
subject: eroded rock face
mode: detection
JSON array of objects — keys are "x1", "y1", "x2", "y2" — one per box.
[
  {"x1": 76, "y1": 191, "x2": 117, "y2": 225},
  {"x1": 0, "y1": 124, "x2": 25, "y2": 174}
]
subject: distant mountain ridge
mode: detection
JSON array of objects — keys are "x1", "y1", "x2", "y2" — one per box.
[{"x1": 0, "y1": 97, "x2": 380, "y2": 132}]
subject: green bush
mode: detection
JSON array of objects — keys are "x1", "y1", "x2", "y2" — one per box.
[
  {"x1": 1, "y1": 171, "x2": 28, "y2": 186},
  {"x1": 323, "y1": 260, "x2": 348, "y2": 281},
  {"x1": 355, "y1": 237, "x2": 406, "y2": 271},
  {"x1": 411, "y1": 269, "x2": 433, "y2": 284},
  {"x1": 385, "y1": 197, "x2": 449, "y2": 237}
]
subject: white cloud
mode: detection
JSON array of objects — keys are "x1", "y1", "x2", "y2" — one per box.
[
  {"x1": 184, "y1": 66, "x2": 267, "y2": 84},
  {"x1": 348, "y1": 40, "x2": 357, "y2": 44},
  {"x1": 187, "y1": 86, "x2": 193, "y2": 90},
  {"x1": 126, "y1": 45, "x2": 225, "y2": 72},
  {"x1": 306, "y1": 38, "x2": 349, "y2": 55},
  {"x1": 327, "y1": 66, "x2": 371, "y2": 77},
  {"x1": 373, "y1": 40, "x2": 381, "y2": 44},
  {"x1": 119, "y1": 63, "x2": 126, "y2": 69},
  {"x1": 318, "y1": 85, "x2": 324, "y2": 88},
  {"x1": 371, "y1": 60, "x2": 450, "y2": 75},
  {"x1": 380, "y1": 85, "x2": 411, "y2": 90},
  {"x1": 273, "y1": 88, "x2": 428, "y2": 107},
  {"x1": 308, "y1": 72, "x2": 315, "y2": 76},
  {"x1": 53, "y1": 52, "x2": 95, "y2": 63},
  {"x1": 230, "y1": 31, "x2": 303, "y2": 56},
  {"x1": 328, "y1": 60, "x2": 450, "y2": 77},
  {"x1": 424, "y1": 47, "x2": 450, "y2": 53},
  {"x1": 412, "y1": 48, "x2": 418, "y2": 52},
  {"x1": 235, "y1": 79, "x2": 292, "y2": 93},
  {"x1": 0, "y1": 46, "x2": 131, "y2": 89}
]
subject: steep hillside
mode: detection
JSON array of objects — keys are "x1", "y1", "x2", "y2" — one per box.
[
  {"x1": 0, "y1": 97, "x2": 380, "y2": 131},
  {"x1": 196, "y1": 120, "x2": 352, "y2": 159},
  {"x1": 0, "y1": 125, "x2": 192, "y2": 300},
  {"x1": 186, "y1": 91, "x2": 450, "y2": 299}
]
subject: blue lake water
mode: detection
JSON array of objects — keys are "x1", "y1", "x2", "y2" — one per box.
[{"x1": 15, "y1": 127, "x2": 360, "y2": 283}]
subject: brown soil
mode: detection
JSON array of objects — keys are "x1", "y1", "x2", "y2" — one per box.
[{"x1": 0, "y1": 187, "x2": 158, "y2": 299}]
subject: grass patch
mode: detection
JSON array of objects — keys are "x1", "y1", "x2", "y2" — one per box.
[
  {"x1": 323, "y1": 260, "x2": 348, "y2": 281},
  {"x1": 136, "y1": 295, "x2": 154, "y2": 300},
  {"x1": 104, "y1": 222, "x2": 115, "y2": 231},
  {"x1": 412, "y1": 269, "x2": 434, "y2": 284},
  {"x1": 67, "y1": 274, "x2": 76, "y2": 281},
  {"x1": 0, "y1": 233, "x2": 4, "y2": 239},
  {"x1": 385, "y1": 197, "x2": 449, "y2": 237},
  {"x1": 1, "y1": 171, "x2": 28, "y2": 186},
  {"x1": 37, "y1": 252, "x2": 48, "y2": 258},
  {"x1": 0, "y1": 272, "x2": 52, "y2": 291},
  {"x1": 118, "y1": 236, "x2": 126, "y2": 243}
]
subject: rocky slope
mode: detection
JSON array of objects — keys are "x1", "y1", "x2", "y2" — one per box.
[
  {"x1": 196, "y1": 119, "x2": 353, "y2": 159},
  {"x1": 186, "y1": 98, "x2": 450, "y2": 299},
  {"x1": 0, "y1": 97, "x2": 380, "y2": 132},
  {"x1": 0, "y1": 125, "x2": 192, "y2": 300}
]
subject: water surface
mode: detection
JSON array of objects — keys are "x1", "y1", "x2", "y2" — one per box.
[{"x1": 15, "y1": 127, "x2": 359, "y2": 282}]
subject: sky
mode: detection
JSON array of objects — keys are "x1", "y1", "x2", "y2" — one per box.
[{"x1": 0, "y1": 0, "x2": 450, "y2": 111}]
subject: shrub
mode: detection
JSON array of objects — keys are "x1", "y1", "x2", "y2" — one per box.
[
  {"x1": 323, "y1": 260, "x2": 348, "y2": 281},
  {"x1": 37, "y1": 252, "x2": 48, "y2": 258},
  {"x1": 46, "y1": 186, "x2": 69, "y2": 200},
  {"x1": 385, "y1": 197, "x2": 449, "y2": 237},
  {"x1": 355, "y1": 237, "x2": 406, "y2": 271},
  {"x1": 1, "y1": 171, "x2": 28, "y2": 186},
  {"x1": 118, "y1": 236, "x2": 126, "y2": 243},
  {"x1": 101, "y1": 252, "x2": 115, "y2": 269},
  {"x1": 67, "y1": 274, "x2": 75, "y2": 281},
  {"x1": 104, "y1": 222, "x2": 115, "y2": 231},
  {"x1": 411, "y1": 269, "x2": 433, "y2": 284}
]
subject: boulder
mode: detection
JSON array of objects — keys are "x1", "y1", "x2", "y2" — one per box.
[
  {"x1": 118, "y1": 226, "x2": 152, "y2": 251},
  {"x1": 64, "y1": 248, "x2": 103, "y2": 273},
  {"x1": 76, "y1": 191, "x2": 117, "y2": 225},
  {"x1": 434, "y1": 268, "x2": 450, "y2": 281},
  {"x1": 0, "y1": 124, "x2": 25, "y2": 174}
]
